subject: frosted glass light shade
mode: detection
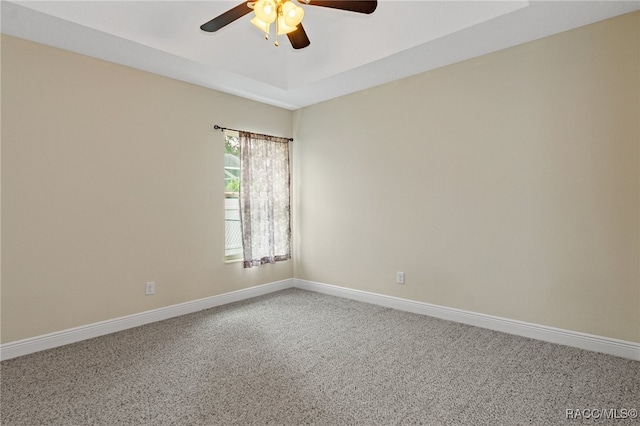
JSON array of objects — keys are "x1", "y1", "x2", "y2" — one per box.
[
  {"x1": 254, "y1": 0, "x2": 277, "y2": 23},
  {"x1": 282, "y1": 1, "x2": 304, "y2": 27},
  {"x1": 250, "y1": 16, "x2": 271, "y2": 34},
  {"x1": 276, "y1": 16, "x2": 297, "y2": 35}
]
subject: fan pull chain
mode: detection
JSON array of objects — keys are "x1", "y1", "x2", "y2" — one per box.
[{"x1": 274, "y1": 12, "x2": 279, "y2": 46}]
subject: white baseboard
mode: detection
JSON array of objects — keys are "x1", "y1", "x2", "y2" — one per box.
[
  {"x1": 3, "y1": 277, "x2": 638, "y2": 362},
  {"x1": 294, "y1": 279, "x2": 640, "y2": 361},
  {"x1": 0, "y1": 279, "x2": 293, "y2": 361}
]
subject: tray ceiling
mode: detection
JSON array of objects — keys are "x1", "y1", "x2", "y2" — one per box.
[{"x1": 3, "y1": 1, "x2": 640, "y2": 109}]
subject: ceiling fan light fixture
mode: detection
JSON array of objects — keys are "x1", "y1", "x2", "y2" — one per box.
[
  {"x1": 276, "y1": 16, "x2": 297, "y2": 35},
  {"x1": 253, "y1": 0, "x2": 277, "y2": 23},
  {"x1": 281, "y1": 1, "x2": 304, "y2": 27},
  {"x1": 252, "y1": 0, "x2": 304, "y2": 41},
  {"x1": 250, "y1": 16, "x2": 271, "y2": 37}
]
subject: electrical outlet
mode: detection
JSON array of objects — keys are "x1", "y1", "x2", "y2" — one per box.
[
  {"x1": 396, "y1": 272, "x2": 405, "y2": 285},
  {"x1": 145, "y1": 281, "x2": 155, "y2": 295}
]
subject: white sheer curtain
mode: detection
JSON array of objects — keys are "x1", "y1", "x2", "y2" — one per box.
[{"x1": 239, "y1": 131, "x2": 291, "y2": 268}]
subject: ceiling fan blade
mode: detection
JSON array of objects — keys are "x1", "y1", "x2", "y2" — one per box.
[
  {"x1": 200, "y1": 2, "x2": 253, "y2": 32},
  {"x1": 305, "y1": 0, "x2": 377, "y2": 14},
  {"x1": 287, "y1": 24, "x2": 311, "y2": 49}
]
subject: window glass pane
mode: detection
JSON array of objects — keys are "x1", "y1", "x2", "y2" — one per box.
[{"x1": 224, "y1": 133, "x2": 242, "y2": 260}]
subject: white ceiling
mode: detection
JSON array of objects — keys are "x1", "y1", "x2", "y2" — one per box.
[{"x1": 2, "y1": 0, "x2": 640, "y2": 110}]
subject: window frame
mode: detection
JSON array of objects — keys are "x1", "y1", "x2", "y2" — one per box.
[{"x1": 223, "y1": 130, "x2": 243, "y2": 263}]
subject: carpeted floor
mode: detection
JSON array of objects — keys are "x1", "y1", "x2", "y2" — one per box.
[{"x1": 1, "y1": 288, "x2": 638, "y2": 425}]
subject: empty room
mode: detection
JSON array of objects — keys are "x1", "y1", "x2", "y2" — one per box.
[{"x1": 1, "y1": 1, "x2": 639, "y2": 424}]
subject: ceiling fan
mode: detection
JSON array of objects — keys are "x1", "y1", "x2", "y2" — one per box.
[{"x1": 200, "y1": 0, "x2": 378, "y2": 49}]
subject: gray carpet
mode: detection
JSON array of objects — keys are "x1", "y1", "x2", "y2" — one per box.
[{"x1": 1, "y1": 288, "x2": 638, "y2": 425}]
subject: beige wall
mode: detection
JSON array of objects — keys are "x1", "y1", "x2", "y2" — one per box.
[
  {"x1": 1, "y1": 35, "x2": 292, "y2": 343},
  {"x1": 2, "y1": 12, "x2": 639, "y2": 346},
  {"x1": 293, "y1": 12, "x2": 640, "y2": 342}
]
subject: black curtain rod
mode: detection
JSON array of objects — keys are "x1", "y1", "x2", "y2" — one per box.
[{"x1": 214, "y1": 125, "x2": 294, "y2": 142}]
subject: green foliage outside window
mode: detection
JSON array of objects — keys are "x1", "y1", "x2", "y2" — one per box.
[
  {"x1": 225, "y1": 135, "x2": 240, "y2": 157},
  {"x1": 225, "y1": 135, "x2": 240, "y2": 195},
  {"x1": 225, "y1": 177, "x2": 239, "y2": 193}
]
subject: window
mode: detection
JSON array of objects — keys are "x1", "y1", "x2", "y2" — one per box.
[
  {"x1": 224, "y1": 132, "x2": 242, "y2": 261},
  {"x1": 222, "y1": 129, "x2": 291, "y2": 267}
]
